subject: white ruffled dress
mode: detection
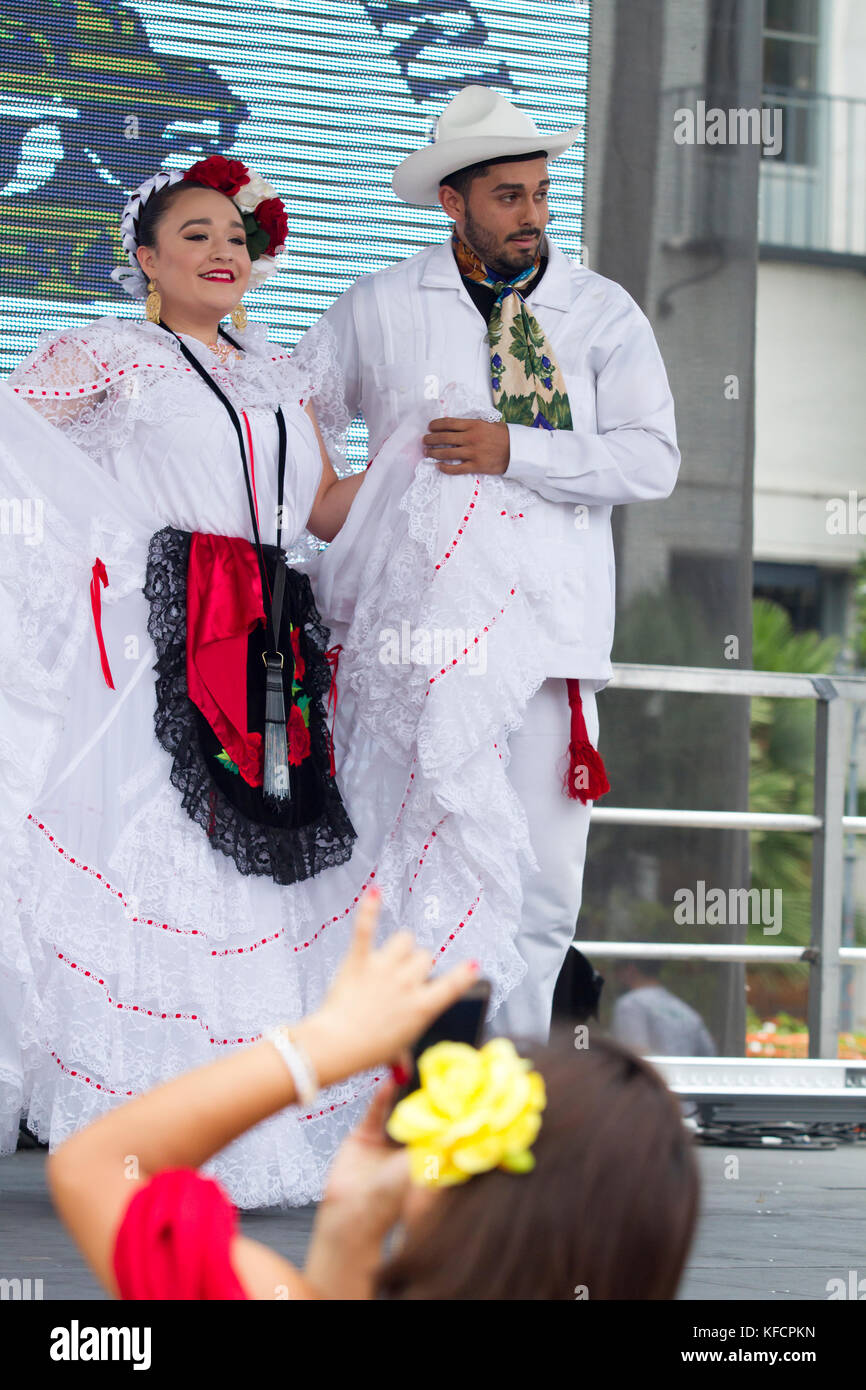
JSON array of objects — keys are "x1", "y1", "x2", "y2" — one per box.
[{"x1": 0, "y1": 313, "x2": 565, "y2": 1207}]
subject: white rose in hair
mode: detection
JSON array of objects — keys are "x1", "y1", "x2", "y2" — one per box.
[
  {"x1": 234, "y1": 171, "x2": 277, "y2": 213},
  {"x1": 246, "y1": 252, "x2": 282, "y2": 289}
]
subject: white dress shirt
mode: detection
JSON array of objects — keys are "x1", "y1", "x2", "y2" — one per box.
[{"x1": 307, "y1": 233, "x2": 680, "y2": 680}]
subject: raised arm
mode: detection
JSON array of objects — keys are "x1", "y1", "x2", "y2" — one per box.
[{"x1": 46, "y1": 890, "x2": 478, "y2": 1300}]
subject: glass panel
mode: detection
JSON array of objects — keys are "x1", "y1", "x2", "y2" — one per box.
[
  {"x1": 763, "y1": 35, "x2": 818, "y2": 92},
  {"x1": 765, "y1": 0, "x2": 820, "y2": 37}
]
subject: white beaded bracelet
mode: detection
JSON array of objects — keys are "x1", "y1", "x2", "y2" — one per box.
[{"x1": 265, "y1": 1025, "x2": 320, "y2": 1107}]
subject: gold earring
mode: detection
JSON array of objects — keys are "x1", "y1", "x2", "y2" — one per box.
[
  {"x1": 231, "y1": 301, "x2": 248, "y2": 332},
  {"x1": 145, "y1": 279, "x2": 162, "y2": 323}
]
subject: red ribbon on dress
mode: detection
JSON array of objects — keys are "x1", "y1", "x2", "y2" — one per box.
[
  {"x1": 563, "y1": 678, "x2": 610, "y2": 804},
  {"x1": 324, "y1": 644, "x2": 342, "y2": 778},
  {"x1": 242, "y1": 411, "x2": 261, "y2": 529},
  {"x1": 89, "y1": 557, "x2": 115, "y2": 690}
]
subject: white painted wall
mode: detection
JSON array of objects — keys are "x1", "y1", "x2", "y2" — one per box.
[
  {"x1": 754, "y1": 260, "x2": 866, "y2": 567},
  {"x1": 826, "y1": 0, "x2": 866, "y2": 101}
]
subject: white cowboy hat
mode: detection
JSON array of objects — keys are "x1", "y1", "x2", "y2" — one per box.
[{"x1": 392, "y1": 85, "x2": 583, "y2": 207}]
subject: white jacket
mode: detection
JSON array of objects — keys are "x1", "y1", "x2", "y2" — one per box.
[{"x1": 310, "y1": 233, "x2": 680, "y2": 680}]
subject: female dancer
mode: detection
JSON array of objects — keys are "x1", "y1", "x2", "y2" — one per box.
[
  {"x1": 46, "y1": 890, "x2": 699, "y2": 1301},
  {"x1": 1, "y1": 152, "x2": 575, "y2": 1208},
  {"x1": 0, "y1": 155, "x2": 377, "y2": 1206}
]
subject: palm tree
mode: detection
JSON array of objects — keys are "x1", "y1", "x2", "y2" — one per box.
[
  {"x1": 749, "y1": 599, "x2": 841, "y2": 943},
  {"x1": 748, "y1": 598, "x2": 848, "y2": 1028}
]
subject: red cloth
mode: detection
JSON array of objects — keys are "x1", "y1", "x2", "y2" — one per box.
[
  {"x1": 112, "y1": 1168, "x2": 249, "y2": 1301},
  {"x1": 324, "y1": 643, "x2": 343, "y2": 777},
  {"x1": 564, "y1": 678, "x2": 610, "y2": 804},
  {"x1": 90, "y1": 557, "x2": 115, "y2": 690},
  {"x1": 185, "y1": 533, "x2": 266, "y2": 785}
]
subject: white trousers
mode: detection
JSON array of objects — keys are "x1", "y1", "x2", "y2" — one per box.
[{"x1": 485, "y1": 676, "x2": 599, "y2": 1046}]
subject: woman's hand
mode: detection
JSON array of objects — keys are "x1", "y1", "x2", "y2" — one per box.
[
  {"x1": 304, "y1": 1075, "x2": 414, "y2": 1298},
  {"x1": 293, "y1": 887, "x2": 479, "y2": 1089},
  {"x1": 298, "y1": 889, "x2": 476, "y2": 1297},
  {"x1": 323, "y1": 1076, "x2": 411, "y2": 1223}
]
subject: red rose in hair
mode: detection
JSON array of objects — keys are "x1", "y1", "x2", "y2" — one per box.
[
  {"x1": 287, "y1": 704, "x2": 310, "y2": 765},
  {"x1": 184, "y1": 155, "x2": 250, "y2": 198},
  {"x1": 254, "y1": 197, "x2": 289, "y2": 257}
]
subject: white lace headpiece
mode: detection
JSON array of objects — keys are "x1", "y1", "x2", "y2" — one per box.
[{"x1": 109, "y1": 156, "x2": 288, "y2": 300}]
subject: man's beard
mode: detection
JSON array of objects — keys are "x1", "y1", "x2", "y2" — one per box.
[{"x1": 463, "y1": 208, "x2": 540, "y2": 277}]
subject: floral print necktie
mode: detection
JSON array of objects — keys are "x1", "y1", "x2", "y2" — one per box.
[{"x1": 452, "y1": 229, "x2": 574, "y2": 431}]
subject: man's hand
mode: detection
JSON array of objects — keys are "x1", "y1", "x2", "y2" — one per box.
[{"x1": 423, "y1": 417, "x2": 510, "y2": 475}]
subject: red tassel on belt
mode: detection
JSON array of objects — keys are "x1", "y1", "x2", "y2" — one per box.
[
  {"x1": 90, "y1": 557, "x2": 115, "y2": 690},
  {"x1": 324, "y1": 644, "x2": 342, "y2": 778},
  {"x1": 563, "y1": 678, "x2": 609, "y2": 804}
]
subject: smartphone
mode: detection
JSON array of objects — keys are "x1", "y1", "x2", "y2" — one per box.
[{"x1": 387, "y1": 977, "x2": 491, "y2": 1115}]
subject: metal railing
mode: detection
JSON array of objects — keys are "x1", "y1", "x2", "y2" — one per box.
[{"x1": 578, "y1": 663, "x2": 866, "y2": 1059}]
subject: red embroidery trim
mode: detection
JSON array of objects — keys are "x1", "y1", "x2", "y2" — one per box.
[
  {"x1": 49, "y1": 1049, "x2": 133, "y2": 1097},
  {"x1": 14, "y1": 364, "x2": 196, "y2": 396},
  {"x1": 27, "y1": 815, "x2": 204, "y2": 936},
  {"x1": 434, "y1": 479, "x2": 479, "y2": 571},
  {"x1": 295, "y1": 1072, "x2": 383, "y2": 1123},
  {"x1": 425, "y1": 590, "x2": 516, "y2": 688},
  {"x1": 47, "y1": 1043, "x2": 383, "y2": 1118},
  {"x1": 12, "y1": 351, "x2": 296, "y2": 399},
  {"x1": 26, "y1": 812, "x2": 381, "y2": 953},
  {"x1": 407, "y1": 821, "x2": 445, "y2": 893},
  {"x1": 27, "y1": 649, "x2": 494, "y2": 973},
  {"x1": 434, "y1": 888, "x2": 483, "y2": 955}
]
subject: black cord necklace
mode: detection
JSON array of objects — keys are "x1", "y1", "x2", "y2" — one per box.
[{"x1": 154, "y1": 317, "x2": 292, "y2": 803}]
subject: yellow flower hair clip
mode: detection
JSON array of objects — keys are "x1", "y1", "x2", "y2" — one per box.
[{"x1": 385, "y1": 1037, "x2": 546, "y2": 1187}]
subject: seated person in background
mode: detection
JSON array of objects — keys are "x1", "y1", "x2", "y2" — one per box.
[
  {"x1": 611, "y1": 959, "x2": 717, "y2": 1057},
  {"x1": 48, "y1": 893, "x2": 701, "y2": 1301}
]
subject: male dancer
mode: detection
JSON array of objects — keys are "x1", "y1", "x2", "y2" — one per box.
[{"x1": 303, "y1": 85, "x2": 680, "y2": 1041}]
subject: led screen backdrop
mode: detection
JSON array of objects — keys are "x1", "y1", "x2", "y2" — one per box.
[{"x1": 0, "y1": 0, "x2": 589, "y2": 461}]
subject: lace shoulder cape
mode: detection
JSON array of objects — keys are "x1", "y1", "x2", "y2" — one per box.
[{"x1": 3, "y1": 314, "x2": 350, "y2": 472}]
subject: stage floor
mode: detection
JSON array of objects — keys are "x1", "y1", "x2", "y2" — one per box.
[{"x1": 1, "y1": 1143, "x2": 863, "y2": 1300}]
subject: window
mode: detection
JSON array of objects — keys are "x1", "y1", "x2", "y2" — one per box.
[{"x1": 762, "y1": 0, "x2": 821, "y2": 164}]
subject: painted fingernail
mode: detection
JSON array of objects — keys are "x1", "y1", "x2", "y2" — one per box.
[
  {"x1": 391, "y1": 1063, "x2": 409, "y2": 1085},
  {"x1": 468, "y1": 959, "x2": 480, "y2": 971},
  {"x1": 367, "y1": 886, "x2": 380, "y2": 900}
]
